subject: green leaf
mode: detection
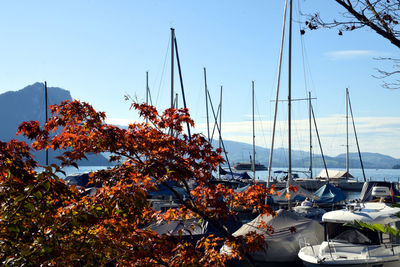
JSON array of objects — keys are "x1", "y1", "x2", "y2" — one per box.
[
  {"x1": 24, "y1": 203, "x2": 35, "y2": 212},
  {"x1": 358, "y1": 221, "x2": 375, "y2": 231},
  {"x1": 7, "y1": 224, "x2": 20, "y2": 233},
  {"x1": 386, "y1": 226, "x2": 399, "y2": 237},
  {"x1": 372, "y1": 223, "x2": 386, "y2": 233},
  {"x1": 43, "y1": 181, "x2": 51, "y2": 192},
  {"x1": 33, "y1": 191, "x2": 42, "y2": 199},
  {"x1": 15, "y1": 195, "x2": 25, "y2": 202}
]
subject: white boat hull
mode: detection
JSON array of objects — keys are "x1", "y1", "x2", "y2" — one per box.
[
  {"x1": 299, "y1": 242, "x2": 400, "y2": 267},
  {"x1": 302, "y1": 260, "x2": 400, "y2": 267}
]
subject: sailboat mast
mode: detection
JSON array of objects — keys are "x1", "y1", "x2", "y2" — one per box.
[
  {"x1": 204, "y1": 68, "x2": 210, "y2": 141},
  {"x1": 309, "y1": 92, "x2": 312, "y2": 179},
  {"x1": 252, "y1": 81, "x2": 256, "y2": 180},
  {"x1": 311, "y1": 105, "x2": 330, "y2": 181},
  {"x1": 288, "y1": 0, "x2": 293, "y2": 182},
  {"x1": 267, "y1": 0, "x2": 288, "y2": 188},
  {"x1": 146, "y1": 71, "x2": 149, "y2": 124},
  {"x1": 44, "y1": 81, "x2": 48, "y2": 166},
  {"x1": 348, "y1": 90, "x2": 366, "y2": 182},
  {"x1": 146, "y1": 71, "x2": 149, "y2": 105},
  {"x1": 170, "y1": 28, "x2": 175, "y2": 110},
  {"x1": 175, "y1": 93, "x2": 178, "y2": 108},
  {"x1": 219, "y1": 85, "x2": 223, "y2": 179},
  {"x1": 346, "y1": 88, "x2": 349, "y2": 179},
  {"x1": 286, "y1": 0, "x2": 293, "y2": 210}
]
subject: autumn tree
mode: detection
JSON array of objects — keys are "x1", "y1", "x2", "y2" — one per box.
[
  {"x1": 303, "y1": 0, "x2": 400, "y2": 89},
  {"x1": 0, "y1": 100, "x2": 285, "y2": 266}
]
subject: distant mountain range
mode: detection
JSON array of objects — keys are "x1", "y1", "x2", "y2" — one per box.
[
  {"x1": 214, "y1": 140, "x2": 400, "y2": 170},
  {"x1": 0, "y1": 83, "x2": 110, "y2": 166},
  {"x1": 1, "y1": 83, "x2": 399, "y2": 169}
]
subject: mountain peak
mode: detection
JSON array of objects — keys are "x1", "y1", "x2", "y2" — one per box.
[{"x1": 0, "y1": 82, "x2": 73, "y2": 140}]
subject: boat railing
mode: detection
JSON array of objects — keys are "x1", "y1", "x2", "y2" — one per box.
[
  {"x1": 383, "y1": 242, "x2": 400, "y2": 256},
  {"x1": 325, "y1": 240, "x2": 400, "y2": 258},
  {"x1": 298, "y1": 235, "x2": 319, "y2": 257}
]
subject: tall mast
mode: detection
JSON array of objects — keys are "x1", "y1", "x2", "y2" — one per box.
[
  {"x1": 219, "y1": 85, "x2": 223, "y2": 179},
  {"x1": 346, "y1": 88, "x2": 349, "y2": 179},
  {"x1": 204, "y1": 68, "x2": 210, "y2": 141},
  {"x1": 311, "y1": 105, "x2": 330, "y2": 181},
  {"x1": 44, "y1": 81, "x2": 48, "y2": 166},
  {"x1": 252, "y1": 81, "x2": 256, "y2": 181},
  {"x1": 287, "y1": 0, "x2": 293, "y2": 184},
  {"x1": 174, "y1": 34, "x2": 191, "y2": 139},
  {"x1": 146, "y1": 71, "x2": 149, "y2": 124},
  {"x1": 348, "y1": 90, "x2": 366, "y2": 182},
  {"x1": 267, "y1": 0, "x2": 288, "y2": 187},
  {"x1": 309, "y1": 91, "x2": 312, "y2": 179},
  {"x1": 287, "y1": 0, "x2": 293, "y2": 210},
  {"x1": 170, "y1": 28, "x2": 175, "y2": 110}
]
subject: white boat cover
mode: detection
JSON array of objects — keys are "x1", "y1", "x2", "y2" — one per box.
[
  {"x1": 315, "y1": 169, "x2": 354, "y2": 179},
  {"x1": 323, "y1": 202, "x2": 400, "y2": 225},
  {"x1": 220, "y1": 209, "x2": 324, "y2": 262}
]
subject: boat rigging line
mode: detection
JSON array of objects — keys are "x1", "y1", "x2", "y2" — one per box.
[
  {"x1": 347, "y1": 88, "x2": 366, "y2": 182},
  {"x1": 173, "y1": 32, "x2": 191, "y2": 140}
]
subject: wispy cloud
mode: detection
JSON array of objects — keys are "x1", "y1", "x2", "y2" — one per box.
[{"x1": 325, "y1": 50, "x2": 375, "y2": 60}]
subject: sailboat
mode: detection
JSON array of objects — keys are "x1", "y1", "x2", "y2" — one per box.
[
  {"x1": 314, "y1": 88, "x2": 364, "y2": 191},
  {"x1": 234, "y1": 81, "x2": 267, "y2": 174},
  {"x1": 221, "y1": 1, "x2": 323, "y2": 264}
]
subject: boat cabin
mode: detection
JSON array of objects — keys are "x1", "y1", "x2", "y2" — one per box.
[{"x1": 322, "y1": 202, "x2": 400, "y2": 245}]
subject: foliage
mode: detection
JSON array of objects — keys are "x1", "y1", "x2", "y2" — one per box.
[
  {"x1": 345, "y1": 213, "x2": 400, "y2": 237},
  {"x1": 0, "y1": 100, "x2": 286, "y2": 266}
]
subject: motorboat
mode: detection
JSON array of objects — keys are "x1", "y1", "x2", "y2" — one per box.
[
  {"x1": 360, "y1": 181, "x2": 400, "y2": 203},
  {"x1": 298, "y1": 194, "x2": 400, "y2": 266}
]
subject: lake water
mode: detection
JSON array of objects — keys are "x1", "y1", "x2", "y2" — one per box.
[
  {"x1": 58, "y1": 166, "x2": 400, "y2": 201},
  {"x1": 253, "y1": 167, "x2": 400, "y2": 200}
]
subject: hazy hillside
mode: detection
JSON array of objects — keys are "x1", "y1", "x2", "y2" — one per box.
[
  {"x1": 214, "y1": 139, "x2": 400, "y2": 169},
  {"x1": 0, "y1": 82, "x2": 72, "y2": 139},
  {"x1": 2, "y1": 82, "x2": 398, "y2": 169},
  {"x1": 0, "y1": 83, "x2": 110, "y2": 166}
]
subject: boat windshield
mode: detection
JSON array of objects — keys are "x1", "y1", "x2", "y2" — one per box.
[{"x1": 326, "y1": 223, "x2": 380, "y2": 245}]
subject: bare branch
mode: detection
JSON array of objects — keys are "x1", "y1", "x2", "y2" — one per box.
[{"x1": 303, "y1": 0, "x2": 400, "y2": 88}]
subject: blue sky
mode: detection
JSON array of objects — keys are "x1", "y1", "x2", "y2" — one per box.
[{"x1": 0, "y1": 0, "x2": 399, "y2": 158}]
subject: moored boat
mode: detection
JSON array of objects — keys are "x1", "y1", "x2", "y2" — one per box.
[
  {"x1": 233, "y1": 161, "x2": 267, "y2": 171},
  {"x1": 315, "y1": 169, "x2": 363, "y2": 191},
  {"x1": 298, "y1": 200, "x2": 400, "y2": 266},
  {"x1": 221, "y1": 209, "x2": 324, "y2": 264}
]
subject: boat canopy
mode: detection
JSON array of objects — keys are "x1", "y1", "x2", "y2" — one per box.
[
  {"x1": 273, "y1": 180, "x2": 320, "y2": 202},
  {"x1": 149, "y1": 216, "x2": 242, "y2": 238},
  {"x1": 322, "y1": 202, "x2": 400, "y2": 225},
  {"x1": 314, "y1": 183, "x2": 346, "y2": 204},
  {"x1": 316, "y1": 169, "x2": 354, "y2": 179},
  {"x1": 221, "y1": 209, "x2": 324, "y2": 262},
  {"x1": 219, "y1": 166, "x2": 251, "y2": 179}
]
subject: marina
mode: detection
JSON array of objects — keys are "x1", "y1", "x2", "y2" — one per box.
[{"x1": 1, "y1": 0, "x2": 399, "y2": 265}]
